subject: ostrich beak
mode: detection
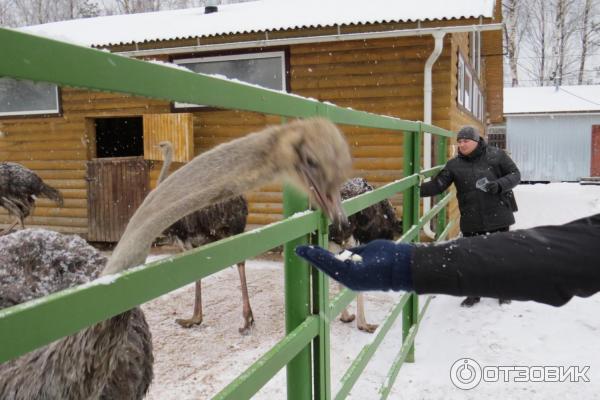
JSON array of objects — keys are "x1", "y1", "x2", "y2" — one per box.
[
  {"x1": 321, "y1": 190, "x2": 347, "y2": 226},
  {"x1": 298, "y1": 165, "x2": 347, "y2": 225}
]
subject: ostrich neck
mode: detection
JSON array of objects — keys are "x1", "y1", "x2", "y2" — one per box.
[
  {"x1": 103, "y1": 130, "x2": 282, "y2": 276},
  {"x1": 157, "y1": 150, "x2": 173, "y2": 184}
]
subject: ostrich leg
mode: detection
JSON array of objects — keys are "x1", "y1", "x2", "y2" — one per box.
[
  {"x1": 338, "y1": 281, "x2": 356, "y2": 323},
  {"x1": 237, "y1": 261, "x2": 255, "y2": 335},
  {"x1": 356, "y1": 293, "x2": 378, "y2": 333},
  {"x1": 176, "y1": 280, "x2": 203, "y2": 328},
  {"x1": 0, "y1": 219, "x2": 19, "y2": 236}
]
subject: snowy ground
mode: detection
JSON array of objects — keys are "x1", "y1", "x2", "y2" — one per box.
[{"x1": 142, "y1": 183, "x2": 600, "y2": 399}]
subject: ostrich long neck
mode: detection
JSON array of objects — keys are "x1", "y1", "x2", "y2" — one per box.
[
  {"x1": 103, "y1": 128, "x2": 285, "y2": 275},
  {"x1": 157, "y1": 148, "x2": 173, "y2": 184}
]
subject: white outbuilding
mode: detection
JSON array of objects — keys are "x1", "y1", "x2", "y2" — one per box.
[{"x1": 504, "y1": 85, "x2": 600, "y2": 182}]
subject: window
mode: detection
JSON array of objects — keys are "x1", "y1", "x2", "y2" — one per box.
[
  {"x1": 470, "y1": 31, "x2": 481, "y2": 78},
  {"x1": 473, "y1": 85, "x2": 479, "y2": 119},
  {"x1": 479, "y1": 94, "x2": 485, "y2": 123},
  {"x1": 464, "y1": 68, "x2": 472, "y2": 112},
  {"x1": 173, "y1": 51, "x2": 286, "y2": 108},
  {"x1": 0, "y1": 78, "x2": 59, "y2": 117},
  {"x1": 457, "y1": 54, "x2": 465, "y2": 106},
  {"x1": 457, "y1": 48, "x2": 485, "y2": 120}
]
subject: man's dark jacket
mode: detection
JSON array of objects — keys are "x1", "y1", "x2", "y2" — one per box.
[
  {"x1": 420, "y1": 140, "x2": 521, "y2": 234},
  {"x1": 412, "y1": 213, "x2": 600, "y2": 306}
]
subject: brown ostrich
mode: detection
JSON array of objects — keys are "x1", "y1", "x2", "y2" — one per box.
[
  {"x1": 0, "y1": 117, "x2": 351, "y2": 399},
  {"x1": 156, "y1": 141, "x2": 254, "y2": 334},
  {"x1": 0, "y1": 162, "x2": 63, "y2": 235},
  {"x1": 329, "y1": 177, "x2": 402, "y2": 333}
]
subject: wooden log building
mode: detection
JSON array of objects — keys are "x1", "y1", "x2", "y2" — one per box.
[{"x1": 0, "y1": 0, "x2": 503, "y2": 241}]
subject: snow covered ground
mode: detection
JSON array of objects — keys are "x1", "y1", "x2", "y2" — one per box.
[{"x1": 142, "y1": 182, "x2": 600, "y2": 399}]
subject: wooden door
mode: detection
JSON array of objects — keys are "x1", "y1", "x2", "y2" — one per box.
[
  {"x1": 592, "y1": 125, "x2": 600, "y2": 177},
  {"x1": 87, "y1": 157, "x2": 149, "y2": 242}
]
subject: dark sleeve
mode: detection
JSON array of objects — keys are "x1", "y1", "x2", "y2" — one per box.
[
  {"x1": 496, "y1": 151, "x2": 521, "y2": 192},
  {"x1": 420, "y1": 167, "x2": 454, "y2": 197},
  {"x1": 411, "y1": 213, "x2": 600, "y2": 306}
]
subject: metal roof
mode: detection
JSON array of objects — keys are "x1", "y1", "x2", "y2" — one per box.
[{"x1": 19, "y1": 0, "x2": 496, "y2": 47}]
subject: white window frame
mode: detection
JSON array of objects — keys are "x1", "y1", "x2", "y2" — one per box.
[
  {"x1": 480, "y1": 94, "x2": 485, "y2": 122},
  {"x1": 457, "y1": 54, "x2": 465, "y2": 106},
  {"x1": 0, "y1": 79, "x2": 60, "y2": 117},
  {"x1": 464, "y1": 68, "x2": 472, "y2": 112},
  {"x1": 470, "y1": 31, "x2": 481, "y2": 78},
  {"x1": 172, "y1": 51, "x2": 286, "y2": 109},
  {"x1": 473, "y1": 85, "x2": 479, "y2": 119}
]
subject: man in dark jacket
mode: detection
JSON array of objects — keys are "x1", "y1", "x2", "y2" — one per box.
[
  {"x1": 295, "y1": 213, "x2": 600, "y2": 308},
  {"x1": 420, "y1": 126, "x2": 521, "y2": 307}
]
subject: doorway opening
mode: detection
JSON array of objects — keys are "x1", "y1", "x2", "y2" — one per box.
[{"x1": 94, "y1": 117, "x2": 143, "y2": 158}]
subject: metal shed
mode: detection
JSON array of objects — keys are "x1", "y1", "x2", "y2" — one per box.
[{"x1": 504, "y1": 85, "x2": 600, "y2": 181}]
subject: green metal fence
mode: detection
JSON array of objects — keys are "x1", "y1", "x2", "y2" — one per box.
[{"x1": 0, "y1": 27, "x2": 454, "y2": 399}]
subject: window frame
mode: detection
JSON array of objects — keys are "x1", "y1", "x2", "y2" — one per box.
[
  {"x1": 457, "y1": 48, "x2": 485, "y2": 121},
  {"x1": 470, "y1": 31, "x2": 481, "y2": 79},
  {"x1": 464, "y1": 67, "x2": 472, "y2": 112},
  {"x1": 457, "y1": 53, "x2": 465, "y2": 106},
  {"x1": 171, "y1": 51, "x2": 286, "y2": 110},
  {"x1": 0, "y1": 78, "x2": 61, "y2": 118}
]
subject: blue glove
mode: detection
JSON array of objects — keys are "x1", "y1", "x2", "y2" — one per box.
[{"x1": 295, "y1": 239, "x2": 414, "y2": 292}]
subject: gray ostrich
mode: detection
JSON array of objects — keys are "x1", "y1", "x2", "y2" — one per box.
[
  {"x1": 0, "y1": 117, "x2": 351, "y2": 400},
  {"x1": 329, "y1": 177, "x2": 402, "y2": 333},
  {"x1": 0, "y1": 162, "x2": 64, "y2": 235},
  {"x1": 156, "y1": 141, "x2": 254, "y2": 334}
]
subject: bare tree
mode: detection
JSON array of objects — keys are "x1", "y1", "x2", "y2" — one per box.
[
  {"x1": 525, "y1": 0, "x2": 552, "y2": 85},
  {"x1": 111, "y1": 0, "x2": 161, "y2": 13},
  {"x1": 503, "y1": 0, "x2": 526, "y2": 86},
  {"x1": 549, "y1": 0, "x2": 580, "y2": 85},
  {"x1": 578, "y1": 0, "x2": 599, "y2": 84},
  {"x1": 0, "y1": 0, "x2": 18, "y2": 26}
]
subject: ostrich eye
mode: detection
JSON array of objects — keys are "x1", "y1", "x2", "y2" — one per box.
[{"x1": 305, "y1": 156, "x2": 318, "y2": 169}]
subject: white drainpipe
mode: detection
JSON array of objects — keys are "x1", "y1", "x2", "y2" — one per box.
[{"x1": 422, "y1": 31, "x2": 446, "y2": 239}]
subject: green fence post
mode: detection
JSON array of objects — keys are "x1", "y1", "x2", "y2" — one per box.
[
  {"x1": 402, "y1": 126, "x2": 421, "y2": 363},
  {"x1": 436, "y1": 135, "x2": 448, "y2": 235},
  {"x1": 283, "y1": 185, "x2": 312, "y2": 399},
  {"x1": 312, "y1": 211, "x2": 331, "y2": 400}
]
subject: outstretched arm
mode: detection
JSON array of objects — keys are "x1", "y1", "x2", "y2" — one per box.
[
  {"x1": 420, "y1": 168, "x2": 454, "y2": 197},
  {"x1": 296, "y1": 213, "x2": 600, "y2": 307}
]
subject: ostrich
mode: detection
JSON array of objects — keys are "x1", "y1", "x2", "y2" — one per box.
[
  {"x1": 0, "y1": 117, "x2": 351, "y2": 399},
  {"x1": 156, "y1": 141, "x2": 254, "y2": 334},
  {"x1": 329, "y1": 177, "x2": 402, "y2": 333},
  {"x1": 0, "y1": 162, "x2": 64, "y2": 235}
]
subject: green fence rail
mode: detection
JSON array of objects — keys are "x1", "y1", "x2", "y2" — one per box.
[{"x1": 0, "y1": 27, "x2": 455, "y2": 399}]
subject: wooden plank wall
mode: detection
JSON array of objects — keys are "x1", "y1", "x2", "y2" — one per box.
[{"x1": 0, "y1": 88, "x2": 169, "y2": 236}]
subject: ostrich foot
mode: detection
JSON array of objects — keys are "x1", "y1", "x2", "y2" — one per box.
[
  {"x1": 358, "y1": 322, "x2": 379, "y2": 333},
  {"x1": 238, "y1": 313, "x2": 255, "y2": 335},
  {"x1": 176, "y1": 315, "x2": 203, "y2": 328},
  {"x1": 340, "y1": 311, "x2": 356, "y2": 323}
]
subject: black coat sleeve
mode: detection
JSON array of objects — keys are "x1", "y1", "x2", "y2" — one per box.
[
  {"x1": 411, "y1": 213, "x2": 600, "y2": 306},
  {"x1": 496, "y1": 151, "x2": 521, "y2": 192},
  {"x1": 420, "y1": 167, "x2": 454, "y2": 197}
]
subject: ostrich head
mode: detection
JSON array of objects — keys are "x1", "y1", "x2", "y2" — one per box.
[
  {"x1": 156, "y1": 140, "x2": 173, "y2": 154},
  {"x1": 274, "y1": 118, "x2": 352, "y2": 224}
]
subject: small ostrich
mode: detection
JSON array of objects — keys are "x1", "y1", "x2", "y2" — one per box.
[
  {"x1": 156, "y1": 141, "x2": 254, "y2": 334},
  {"x1": 0, "y1": 117, "x2": 351, "y2": 399},
  {"x1": 0, "y1": 162, "x2": 63, "y2": 235},
  {"x1": 329, "y1": 177, "x2": 402, "y2": 333}
]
